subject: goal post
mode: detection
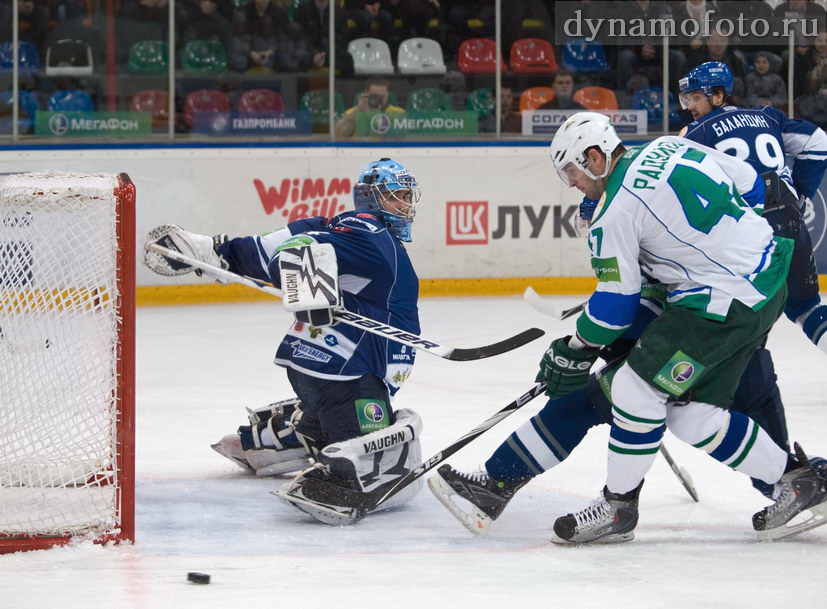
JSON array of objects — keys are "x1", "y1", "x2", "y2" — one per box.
[{"x1": 0, "y1": 172, "x2": 135, "y2": 553}]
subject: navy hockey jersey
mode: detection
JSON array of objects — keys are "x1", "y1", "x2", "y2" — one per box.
[
  {"x1": 682, "y1": 105, "x2": 827, "y2": 200},
  {"x1": 218, "y1": 212, "x2": 420, "y2": 395}
]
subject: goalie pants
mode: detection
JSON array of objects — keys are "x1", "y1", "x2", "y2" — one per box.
[{"x1": 286, "y1": 368, "x2": 393, "y2": 446}]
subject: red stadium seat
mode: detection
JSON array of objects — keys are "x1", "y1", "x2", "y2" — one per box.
[
  {"x1": 510, "y1": 38, "x2": 558, "y2": 74},
  {"x1": 237, "y1": 89, "x2": 284, "y2": 113},
  {"x1": 573, "y1": 86, "x2": 619, "y2": 110},
  {"x1": 457, "y1": 38, "x2": 507, "y2": 74},
  {"x1": 519, "y1": 86, "x2": 554, "y2": 112},
  {"x1": 183, "y1": 89, "x2": 231, "y2": 129},
  {"x1": 129, "y1": 89, "x2": 169, "y2": 128}
]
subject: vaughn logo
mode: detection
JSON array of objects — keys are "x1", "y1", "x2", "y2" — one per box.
[
  {"x1": 254, "y1": 176, "x2": 351, "y2": 222},
  {"x1": 446, "y1": 201, "x2": 488, "y2": 245}
]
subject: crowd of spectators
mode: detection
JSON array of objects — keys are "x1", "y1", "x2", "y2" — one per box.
[{"x1": 0, "y1": 0, "x2": 825, "y2": 132}]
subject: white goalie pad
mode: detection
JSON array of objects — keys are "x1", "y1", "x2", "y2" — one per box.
[{"x1": 278, "y1": 241, "x2": 341, "y2": 312}]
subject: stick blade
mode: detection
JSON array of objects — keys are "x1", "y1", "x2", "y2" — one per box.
[{"x1": 447, "y1": 327, "x2": 545, "y2": 361}]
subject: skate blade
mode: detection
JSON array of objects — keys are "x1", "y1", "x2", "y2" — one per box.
[
  {"x1": 755, "y1": 501, "x2": 827, "y2": 541},
  {"x1": 270, "y1": 488, "x2": 359, "y2": 526},
  {"x1": 210, "y1": 442, "x2": 254, "y2": 473},
  {"x1": 550, "y1": 531, "x2": 635, "y2": 545},
  {"x1": 427, "y1": 473, "x2": 493, "y2": 535}
]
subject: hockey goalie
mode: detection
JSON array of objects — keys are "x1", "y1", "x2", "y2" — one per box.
[{"x1": 144, "y1": 158, "x2": 425, "y2": 525}]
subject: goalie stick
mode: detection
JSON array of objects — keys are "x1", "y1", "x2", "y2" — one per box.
[
  {"x1": 365, "y1": 382, "x2": 548, "y2": 511},
  {"x1": 523, "y1": 285, "x2": 700, "y2": 502},
  {"x1": 146, "y1": 242, "x2": 544, "y2": 362}
]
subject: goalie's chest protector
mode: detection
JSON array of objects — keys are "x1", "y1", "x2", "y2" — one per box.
[{"x1": 275, "y1": 212, "x2": 420, "y2": 394}]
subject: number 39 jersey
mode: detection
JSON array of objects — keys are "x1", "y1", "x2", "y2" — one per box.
[
  {"x1": 682, "y1": 105, "x2": 827, "y2": 200},
  {"x1": 577, "y1": 136, "x2": 792, "y2": 347}
]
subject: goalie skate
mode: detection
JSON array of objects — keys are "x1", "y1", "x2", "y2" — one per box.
[
  {"x1": 753, "y1": 443, "x2": 827, "y2": 541},
  {"x1": 428, "y1": 464, "x2": 529, "y2": 535}
]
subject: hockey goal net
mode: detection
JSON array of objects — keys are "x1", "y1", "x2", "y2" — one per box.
[{"x1": 0, "y1": 172, "x2": 135, "y2": 553}]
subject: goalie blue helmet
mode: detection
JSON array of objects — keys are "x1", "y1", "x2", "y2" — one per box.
[
  {"x1": 678, "y1": 61, "x2": 733, "y2": 109},
  {"x1": 353, "y1": 158, "x2": 421, "y2": 242}
]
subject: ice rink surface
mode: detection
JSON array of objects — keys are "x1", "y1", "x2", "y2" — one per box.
[{"x1": 2, "y1": 294, "x2": 827, "y2": 609}]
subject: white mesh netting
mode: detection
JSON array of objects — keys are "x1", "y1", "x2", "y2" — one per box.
[{"x1": 0, "y1": 172, "x2": 125, "y2": 539}]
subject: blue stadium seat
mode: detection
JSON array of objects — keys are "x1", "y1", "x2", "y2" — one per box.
[
  {"x1": 632, "y1": 88, "x2": 682, "y2": 130},
  {"x1": 562, "y1": 38, "x2": 609, "y2": 73},
  {"x1": 48, "y1": 89, "x2": 94, "y2": 112},
  {"x1": 0, "y1": 41, "x2": 41, "y2": 74},
  {"x1": 0, "y1": 90, "x2": 40, "y2": 132}
]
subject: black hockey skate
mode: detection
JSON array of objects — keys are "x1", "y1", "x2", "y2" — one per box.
[
  {"x1": 428, "y1": 464, "x2": 530, "y2": 535},
  {"x1": 552, "y1": 482, "x2": 642, "y2": 544},
  {"x1": 753, "y1": 442, "x2": 827, "y2": 541}
]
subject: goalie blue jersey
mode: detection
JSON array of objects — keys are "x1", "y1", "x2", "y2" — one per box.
[
  {"x1": 682, "y1": 105, "x2": 827, "y2": 200},
  {"x1": 218, "y1": 212, "x2": 420, "y2": 396}
]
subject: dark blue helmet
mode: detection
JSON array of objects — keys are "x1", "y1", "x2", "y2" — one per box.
[
  {"x1": 678, "y1": 61, "x2": 733, "y2": 109},
  {"x1": 353, "y1": 158, "x2": 420, "y2": 242}
]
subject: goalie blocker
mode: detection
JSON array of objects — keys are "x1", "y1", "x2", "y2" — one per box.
[
  {"x1": 273, "y1": 408, "x2": 424, "y2": 525},
  {"x1": 277, "y1": 237, "x2": 341, "y2": 328}
]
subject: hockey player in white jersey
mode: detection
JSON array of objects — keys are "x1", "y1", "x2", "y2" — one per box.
[
  {"x1": 679, "y1": 61, "x2": 827, "y2": 354},
  {"x1": 536, "y1": 112, "x2": 827, "y2": 543},
  {"x1": 144, "y1": 158, "x2": 425, "y2": 525}
]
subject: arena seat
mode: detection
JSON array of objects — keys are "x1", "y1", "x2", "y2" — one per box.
[
  {"x1": 397, "y1": 38, "x2": 447, "y2": 75},
  {"x1": 48, "y1": 89, "x2": 94, "y2": 112},
  {"x1": 562, "y1": 38, "x2": 610, "y2": 73},
  {"x1": 457, "y1": 38, "x2": 507, "y2": 74},
  {"x1": 129, "y1": 89, "x2": 170, "y2": 128},
  {"x1": 0, "y1": 41, "x2": 40, "y2": 74},
  {"x1": 300, "y1": 89, "x2": 345, "y2": 126},
  {"x1": 45, "y1": 39, "x2": 93, "y2": 76},
  {"x1": 519, "y1": 86, "x2": 554, "y2": 111},
  {"x1": 182, "y1": 39, "x2": 228, "y2": 72},
  {"x1": 573, "y1": 86, "x2": 619, "y2": 110},
  {"x1": 466, "y1": 87, "x2": 495, "y2": 118},
  {"x1": 632, "y1": 87, "x2": 682, "y2": 129},
  {"x1": 183, "y1": 89, "x2": 231, "y2": 129},
  {"x1": 510, "y1": 38, "x2": 558, "y2": 74},
  {"x1": 238, "y1": 89, "x2": 284, "y2": 113},
  {"x1": 406, "y1": 87, "x2": 450, "y2": 112},
  {"x1": 0, "y1": 90, "x2": 40, "y2": 132},
  {"x1": 127, "y1": 40, "x2": 168, "y2": 73},
  {"x1": 347, "y1": 38, "x2": 394, "y2": 75}
]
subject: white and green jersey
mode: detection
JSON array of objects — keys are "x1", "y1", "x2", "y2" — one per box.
[{"x1": 577, "y1": 136, "x2": 792, "y2": 347}]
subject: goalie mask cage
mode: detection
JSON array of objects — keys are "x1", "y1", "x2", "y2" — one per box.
[{"x1": 0, "y1": 172, "x2": 135, "y2": 554}]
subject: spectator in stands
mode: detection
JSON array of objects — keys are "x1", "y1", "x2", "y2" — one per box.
[
  {"x1": 119, "y1": 0, "x2": 172, "y2": 32},
  {"x1": 799, "y1": 27, "x2": 827, "y2": 128},
  {"x1": 684, "y1": 28, "x2": 747, "y2": 103},
  {"x1": 744, "y1": 51, "x2": 788, "y2": 108},
  {"x1": 0, "y1": 0, "x2": 50, "y2": 53},
  {"x1": 228, "y1": 0, "x2": 290, "y2": 72},
  {"x1": 48, "y1": 0, "x2": 92, "y2": 28},
  {"x1": 672, "y1": 0, "x2": 712, "y2": 56},
  {"x1": 538, "y1": 69, "x2": 586, "y2": 110},
  {"x1": 334, "y1": 77, "x2": 405, "y2": 137},
  {"x1": 180, "y1": 0, "x2": 232, "y2": 48},
  {"x1": 293, "y1": 0, "x2": 354, "y2": 76},
  {"x1": 612, "y1": 1, "x2": 685, "y2": 93},
  {"x1": 444, "y1": 0, "x2": 495, "y2": 60},
  {"x1": 345, "y1": 1, "x2": 393, "y2": 42},
  {"x1": 384, "y1": 0, "x2": 442, "y2": 39},
  {"x1": 479, "y1": 86, "x2": 520, "y2": 134}
]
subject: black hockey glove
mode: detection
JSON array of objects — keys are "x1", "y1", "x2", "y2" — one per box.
[{"x1": 535, "y1": 335, "x2": 599, "y2": 399}]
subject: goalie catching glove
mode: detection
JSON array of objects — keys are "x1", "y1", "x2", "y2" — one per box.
[
  {"x1": 536, "y1": 335, "x2": 599, "y2": 398},
  {"x1": 144, "y1": 224, "x2": 229, "y2": 283},
  {"x1": 277, "y1": 237, "x2": 341, "y2": 327}
]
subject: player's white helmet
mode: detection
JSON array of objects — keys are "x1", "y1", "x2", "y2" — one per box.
[{"x1": 549, "y1": 112, "x2": 621, "y2": 186}]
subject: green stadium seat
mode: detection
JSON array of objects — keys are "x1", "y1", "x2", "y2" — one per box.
[
  {"x1": 466, "y1": 87, "x2": 494, "y2": 117},
  {"x1": 300, "y1": 89, "x2": 345, "y2": 124},
  {"x1": 181, "y1": 39, "x2": 228, "y2": 72},
  {"x1": 127, "y1": 40, "x2": 168, "y2": 73},
  {"x1": 406, "y1": 87, "x2": 450, "y2": 113}
]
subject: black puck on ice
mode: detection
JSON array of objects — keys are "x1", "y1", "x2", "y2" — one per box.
[{"x1": 187, "y1": 572, "x2": 211, "y2": 585}]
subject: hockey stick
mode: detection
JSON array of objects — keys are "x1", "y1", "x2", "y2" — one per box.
[
  {"x1": 523, "y1": 286, "x2": 586, "y2": 321},
  {"x1": 366, "y1": 382, "x2": 548, "y2": 510},
  {"x1": 523, "y1": 285, "x2": 700, "y2": 502},
  {"x1": 659, "y1": 443, "x2": 699, "y2": 502},
  {"x1": 146, "y1": 243, "x2": 544, "y2": 361}
]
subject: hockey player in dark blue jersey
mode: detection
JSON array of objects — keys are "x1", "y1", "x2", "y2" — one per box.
[
  {"x1": 678, "y1": 61, "x2": 827, "y2": 354},
  {"x1": 145, "y1": 158, "x2": 426, "y2": 525}
]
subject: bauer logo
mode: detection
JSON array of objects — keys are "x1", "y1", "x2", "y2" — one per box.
[{"x1": 446, "y1": 201, "x2": 488, "y2": 245}]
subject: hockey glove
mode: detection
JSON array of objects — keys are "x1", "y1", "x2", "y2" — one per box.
[
  {"x1": 278, "y1": 240, "x2": 341, "y2": 328},
  {"x1": 144, "y1": 224, "x2": 229, "y2": 283},
  {"x1": 535, "y1": 335, "x2": 599, "y2": 399}
]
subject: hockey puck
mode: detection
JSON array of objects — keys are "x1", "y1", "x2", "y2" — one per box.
[{"x1": 187, "y1": 572, "x2": 211, "y2": 585}]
